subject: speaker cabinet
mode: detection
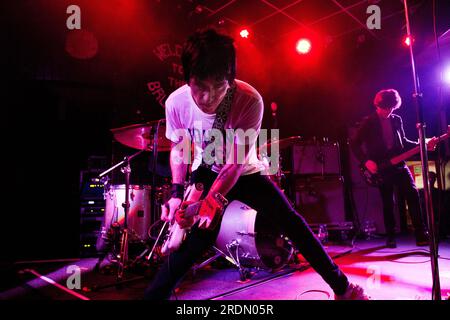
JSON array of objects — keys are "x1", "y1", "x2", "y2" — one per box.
[
  {"x1": 292, "y1": 142, "x2": 341, "y2": 175},
  {"x1": 293, "y1": 176, "x2": 346, "y2": 225}
]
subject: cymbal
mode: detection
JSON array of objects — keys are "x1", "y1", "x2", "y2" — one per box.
[
  {"x1": 258, "y1": 135, "x2": 302, "y2": 154},
  {"x1": 111, "y1": 120, "x2": 171, "y2": 152}
]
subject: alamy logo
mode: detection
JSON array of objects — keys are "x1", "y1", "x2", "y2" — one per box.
[
  {"x1": 66, "y1": 265, "x2": 81, "y2": 289},
  {"x1": 367, "y1": 5, "x2": 381, "y2": 30},
  {"x1": 171, "y1": 123, "x2": 279, "y2": 175},
  {"x1": 66, "y1": 5, "x2": 81, "y2": 30}
]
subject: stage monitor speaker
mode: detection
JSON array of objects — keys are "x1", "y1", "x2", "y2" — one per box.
[
  {"x1": 293, "y1": 176, "x2": 347, "y2": 225},
  {"x1": 292, "y1": 141, "x2": 341, "y2": 175}
]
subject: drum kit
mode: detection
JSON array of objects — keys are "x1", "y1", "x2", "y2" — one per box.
[
  {"x1": 94, "y1": 119, "x2": 169, "y2": 282},
  {"x1": 95, "y1": 120, "x2": 304, "y2": 283}
]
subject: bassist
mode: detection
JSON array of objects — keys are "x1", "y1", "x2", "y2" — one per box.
[{"x1": 351, "y1": 89, "x2": 434, "y2": 248}]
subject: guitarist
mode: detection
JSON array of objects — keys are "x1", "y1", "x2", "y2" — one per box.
[
  {"x1": 144, "y1": 28, "x2": 369, "y2": 300},
  {"x1": 351, "y1": 89, "x2": 433, "y2": 248}
]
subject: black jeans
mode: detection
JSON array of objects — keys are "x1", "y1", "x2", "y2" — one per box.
[
  {"x1": 379, "y1": 164, "x2": 426, "y2": 237},
  {"x1": 144, "y1": 168, "x2": 349, "y2": 299}
]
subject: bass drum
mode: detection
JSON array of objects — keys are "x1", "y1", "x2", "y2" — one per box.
[
  {"x1": 103, "y1": 185, "x2": 152, "y2": 242},
  {"x1": 215, "y1": 200, "x2": 293, "y2": 270}
]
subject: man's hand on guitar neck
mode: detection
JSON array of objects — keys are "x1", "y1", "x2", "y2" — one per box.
[
  {"x1": 365, "y1": 160, "x2": 378, "y2": 174},
  {"x1": 426, "y1": 137, "x2": 438, "y2": 151},
  {"x1": 198, "y1": 192, "x2": 228, "y2": 230},
  {"x1": 175, "y1": 201, "x2": 196, "y2": 229}
]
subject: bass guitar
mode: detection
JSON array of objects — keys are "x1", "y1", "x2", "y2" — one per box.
[{"x1": 361, "y1": 125, "x2": 450, "y2": 187}]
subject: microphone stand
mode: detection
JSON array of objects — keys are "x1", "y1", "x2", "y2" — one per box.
[
  {"x1": 151, "y1": 119, "x2": 165, "y2": 223},
  {"x1": 270, "y1": 102, "x2": 283, "y2": 187},
  {"x1": 403, "y1": 0, "x2": 441, "y2": 300}
]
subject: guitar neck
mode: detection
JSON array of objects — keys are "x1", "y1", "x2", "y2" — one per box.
[
  {"x1": 389, "y1": 127, "x2": 450, "y2": 165},
  {"x1": 185, "y1": 202, "x2": 202, "y2": 218},
  {"x1": 389, "y1": 145, "x2": 420, "y2": 165}
]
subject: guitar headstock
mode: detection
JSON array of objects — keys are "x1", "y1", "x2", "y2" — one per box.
[{"x1": 428, "y1": 125, "x2": 450, "y2": 151}]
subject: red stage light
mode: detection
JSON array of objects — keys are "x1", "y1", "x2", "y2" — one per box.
[
  {"x1": 240, "y1": 29, "x2": 250, "y2": 39},
  {"x1": 296, "y1": 39, "x2": 311, "y2": 54}
]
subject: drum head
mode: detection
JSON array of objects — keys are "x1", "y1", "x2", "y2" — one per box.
[{"x1": 216, "y1": 200, "x2": 293, "y2": 271}]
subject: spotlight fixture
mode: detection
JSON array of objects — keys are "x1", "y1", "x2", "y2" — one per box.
[
  {"x1": 240, "y1": 29, "x2": 250, "y2": 39},
  {"x1": 296, "y1": 38, "x2": 311, "y2": 54}
]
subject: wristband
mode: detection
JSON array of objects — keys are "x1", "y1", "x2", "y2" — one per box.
[{"x1": 171, "y1": 183, "x2": 185, "y2": 199}]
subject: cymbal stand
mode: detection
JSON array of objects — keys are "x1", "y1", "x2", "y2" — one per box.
[
  {"x1": 151, "y1": 119, "x2": 165, "y2": 223},
  {"x1": 128, "y1": 119, "x2": 168, "y2": 268},
  {"x1": 98, "y1": 149, "x2": 144, "y2": 281}
]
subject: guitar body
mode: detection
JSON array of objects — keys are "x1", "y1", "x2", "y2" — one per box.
[
  {"x1": 360, "y1": 166, "x2": 383, "y2": 187},
  {"x1": 360, "y1": 161, "x2": 390, "y2": 187},
  {"x1": 161, "y1": 183, "x2": 204, "y2": 255},
  {"x1": 360, "y1": 126, "x2": 450, "y2": 187}
]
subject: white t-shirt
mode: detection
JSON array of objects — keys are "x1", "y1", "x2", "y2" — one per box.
[{"x1": 165, "y1": 79, "x2": 265, "y2": 175}]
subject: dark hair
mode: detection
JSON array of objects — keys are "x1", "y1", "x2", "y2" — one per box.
[
  {"x1": 181, "y1": 28, "x2": 236, "y2": 84},
  {"x1": 373, "y1": 89, "x2": 402, "y2": 110}
]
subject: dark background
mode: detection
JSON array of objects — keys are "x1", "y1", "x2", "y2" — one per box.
[{"x1": 2, "y1": 0, "x2": 450, "y2": 261}]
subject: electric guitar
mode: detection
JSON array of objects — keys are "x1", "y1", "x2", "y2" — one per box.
[
  {"x1": 361, "y1": 125, "x2": 450, "y2": 187},
  {"x1": 160, "y1": 183, "x2": 228, "y2": 255}
]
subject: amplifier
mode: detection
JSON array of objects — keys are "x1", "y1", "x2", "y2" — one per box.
[
  {"x1": 80, "y1": 170, "x2": 105, "y2": 200},
  {"x1": 80, "y1": 232, "x2": 101, "y2": 257},
  {"x1": 293, "y1": 176, "x2": 347, "y2": 225},
  {"x1": 292, "y1": 141, "x2": 341, "y2": 175},
  {"x1": 309, "y1": 222, "x2": 355, "y2": 243}
]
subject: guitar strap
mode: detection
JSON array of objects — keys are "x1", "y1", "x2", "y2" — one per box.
[{"x1": 199, "y1": 81, "x2": 236, "y2": 170}]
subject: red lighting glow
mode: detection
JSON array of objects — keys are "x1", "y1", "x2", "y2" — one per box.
[
  {"x1": 296, "y1": 39, "x2": 311, "y2": 54},
  {"x1": 240, "y1": 29, "x2": 250, "y2": 38}
]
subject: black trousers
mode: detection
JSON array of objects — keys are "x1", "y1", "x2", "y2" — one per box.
[
  {"x1": 379, "y1": 164, "x2": 426, "y2": 237},
  {"x1": 144, "y1": 168, "x2": 349, "y2": 299}
]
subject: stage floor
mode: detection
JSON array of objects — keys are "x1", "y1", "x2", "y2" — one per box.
[{"x1": 2, "y1": 236, "x2": 450, "y2": 300}]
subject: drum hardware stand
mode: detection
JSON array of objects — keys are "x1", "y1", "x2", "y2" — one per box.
[
  {"x1": 83, "y1": 150, "x2": 154, "y2": 292},
  {"x1": 126, "y1": 220, "x2": 168, "y2": 267},
  {"x1": 130, "y1": 119, "x2": 168, "y2": 266},
  {"x1": 95, "y1": 149, "x2": 144, "y2": 282},
  {"x1": 191, "y1": 244, "x2": 254, "y2": 281},
  {"x1": 151, "y1": 119, "x2": 165, "y2": 223}
]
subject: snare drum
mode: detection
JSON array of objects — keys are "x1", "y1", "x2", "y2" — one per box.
[
  {"x1": 215, "y1": 200, "x2": 293, "y2": 270},
  {"x1": 103, "y1": 185, "x2": 152, "y2": 242}
]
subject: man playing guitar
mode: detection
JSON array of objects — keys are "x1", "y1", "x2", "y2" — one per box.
[
  {"x1": 143, "y1": 28, "x2": 369, "y2": 300},
  {"x1": 351, "y1": 89, "x2": 437, "y2": 248}
]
